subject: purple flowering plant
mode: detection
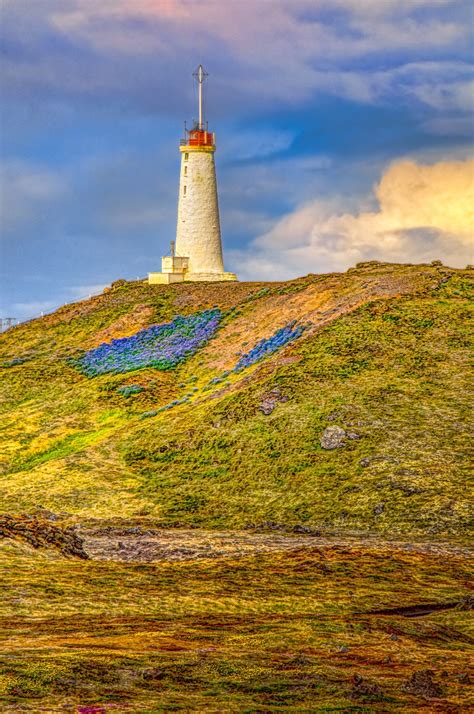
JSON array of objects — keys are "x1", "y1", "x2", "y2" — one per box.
[
  {"x1": 233, "y1": 321, "x2": 305, "y2": 372},
  {"x1": 140, "y1": 320, "x2": 306, "y2": 418},
  {"x1": 77, "y1": 309, "x2": 221, "y2": 376}
]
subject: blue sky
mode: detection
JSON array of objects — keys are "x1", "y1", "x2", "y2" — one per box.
[{"x1": 1, "y1": 0, "x2": 473, "y2": 321}]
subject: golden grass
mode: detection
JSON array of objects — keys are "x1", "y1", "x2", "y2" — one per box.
[{"x1": 0, "y1": 541, "x2": 472, "y2": 711}]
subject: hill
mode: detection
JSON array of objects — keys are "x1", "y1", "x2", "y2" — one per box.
[
  {"x1": 1, "y1": 260, "x2": 473, "y2": 712},
  {"x1": 1, "y1": 260, "x2": 472, "y2": 538}
]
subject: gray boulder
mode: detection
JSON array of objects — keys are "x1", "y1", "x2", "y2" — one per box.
[
  {"x1": 321, "y1": 426, "x2": 347, "y2": 450},
  {"x1": 259, "y1": 388, "x2": 288, "y2": 416}
]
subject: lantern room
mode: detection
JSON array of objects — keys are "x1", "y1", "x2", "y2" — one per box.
[{"x1": 180, "y1": 126, "x2": 215, "y2": 149}]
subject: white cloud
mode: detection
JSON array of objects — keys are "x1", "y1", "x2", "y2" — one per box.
[{"x1": 231, "y1": 156, "x2": 474, "y2": 279}]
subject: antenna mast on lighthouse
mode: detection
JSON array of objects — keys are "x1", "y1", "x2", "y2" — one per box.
[{"x1": 193, "y1": 64, "x2": 208, "y2": 129}]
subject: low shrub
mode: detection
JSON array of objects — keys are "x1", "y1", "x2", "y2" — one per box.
[{"x1": 116, "y1": 385, "x2": 144, "y2": 397}]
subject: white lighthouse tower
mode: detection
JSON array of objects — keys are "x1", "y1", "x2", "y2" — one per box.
[{"x1": 149, "y1": 65, "x2": 237, "y2": 284}]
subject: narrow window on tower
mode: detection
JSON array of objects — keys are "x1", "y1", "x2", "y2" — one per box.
[
  {"x1": 183, "y1": 185, "x2": 187, "y2": 196},
  {"x1": 184, "y1": 166, "x2": 188, "y2": 176},
  {"x1": 184, "y1": 153, "x2": 189, "y2": 161}
]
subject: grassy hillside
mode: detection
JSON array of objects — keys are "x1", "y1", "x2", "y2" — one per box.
[{"x1": 1, "y1": 261, "x2": 472, "y2": 538}]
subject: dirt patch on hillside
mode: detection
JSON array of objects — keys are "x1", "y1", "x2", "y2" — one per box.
[
  {"x1": 200, "y1": 266, "x2": 441, "y2": 372},
  {"x1": 88, "y1": 304, "x2": 155, "y2": 348},
  {"x1": 78, "y1": 525, "x2": 472, "y2": 563},
  {"x1": 2, "y1": 514, "x2": 471, "y2": 564}
]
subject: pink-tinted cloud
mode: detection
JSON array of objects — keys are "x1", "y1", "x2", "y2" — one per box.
[{"x1": 13, "y1": 0, "x2": 468, "y2": 107}]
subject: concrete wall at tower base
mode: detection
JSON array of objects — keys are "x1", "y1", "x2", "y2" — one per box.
[
  {"x1": 148, "y1": 272, "x2": 186, "y2": 284},
  {"x1": 148, "y1": 271, "x2": 237, "y2": 284},
  {"x1": 185, "y1": 272, "x2": 237, "y2": 282}
]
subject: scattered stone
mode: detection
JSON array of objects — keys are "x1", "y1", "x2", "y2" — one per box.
[
  {"x1": 259, "y1": 387, "x2": 289, "y2": 415},
  {"x1": 346, "y1": 432, "x2": 361, "y2": 440},
  {"x1": 360, "y1": 457, "x2": 371, "y2": 467},
  {"x1": 351, "y1": 674, "x2": 384, "y2": 699},
  {"x1": 390, "y1": 481, "x2": 424, "y2": 496},
  {"x1": 321, "y1": 426, "x2": 346, "y2": 450},
  {"x1": 32, "y1": 508, "x2": 61, "y2": 521},
  {"x1": 402, "y1": 670, "x2": 443, "y2": 699},
  {"x1": 373, "y1": 502, "x2": 386, "y2": 515},
  {"x1": 291, "y1": 524, "x2": 321, "y2": 536},
  {"x1": 395, "y1": 468, "x2": 419, "y2": 477}
]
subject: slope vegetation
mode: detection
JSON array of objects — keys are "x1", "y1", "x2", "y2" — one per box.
[{"x1": 1, "y1": 262, "x2": 472, "y2": 538}]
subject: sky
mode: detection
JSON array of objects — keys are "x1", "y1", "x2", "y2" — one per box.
[{"x1": 1, "y1": 0, "x2": 473, "y2": 321}]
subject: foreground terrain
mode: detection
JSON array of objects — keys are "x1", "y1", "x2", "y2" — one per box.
[
  {"x1": 0, "y1": 262, "x2": 472, "y2": 711},
  {"x1": 0, "y1": 522, "x2": 472, "y2": 712}
]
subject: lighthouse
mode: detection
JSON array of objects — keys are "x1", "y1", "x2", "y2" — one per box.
[{"x1": 149, "y1": 65, "x2": 237, "y2": 284}]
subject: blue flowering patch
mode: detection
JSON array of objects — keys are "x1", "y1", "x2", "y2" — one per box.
[
  {"x1": 77, "y1": 309, "x2": 221, "y2": 377},
  {"x1": 234, "y1": 321, "x2": 305, "y2": 372}
]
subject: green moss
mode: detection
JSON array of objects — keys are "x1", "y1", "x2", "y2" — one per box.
[{"x1": 8, "y1": 426, "x2": 120, "y2": 473}]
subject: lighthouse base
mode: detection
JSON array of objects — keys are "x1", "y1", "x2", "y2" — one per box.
[
  {"x1": 148, "y1": 271, "x2": 237, "y2": 285},
  {"x1": 185, "y1": 272, "x2": 237, "y2": 282}
]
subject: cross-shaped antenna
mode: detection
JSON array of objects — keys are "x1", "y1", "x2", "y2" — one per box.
[{"x1": 192, "y1": 64, "x2": 208, "y2": 129}]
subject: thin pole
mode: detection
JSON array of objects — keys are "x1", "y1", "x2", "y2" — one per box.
[
  {"x1": 198, "y1": 65, "x2": 203, "y2": 129},
  {"x1": 193, "y1": 65, "x2": 208, "y2": 130}
]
